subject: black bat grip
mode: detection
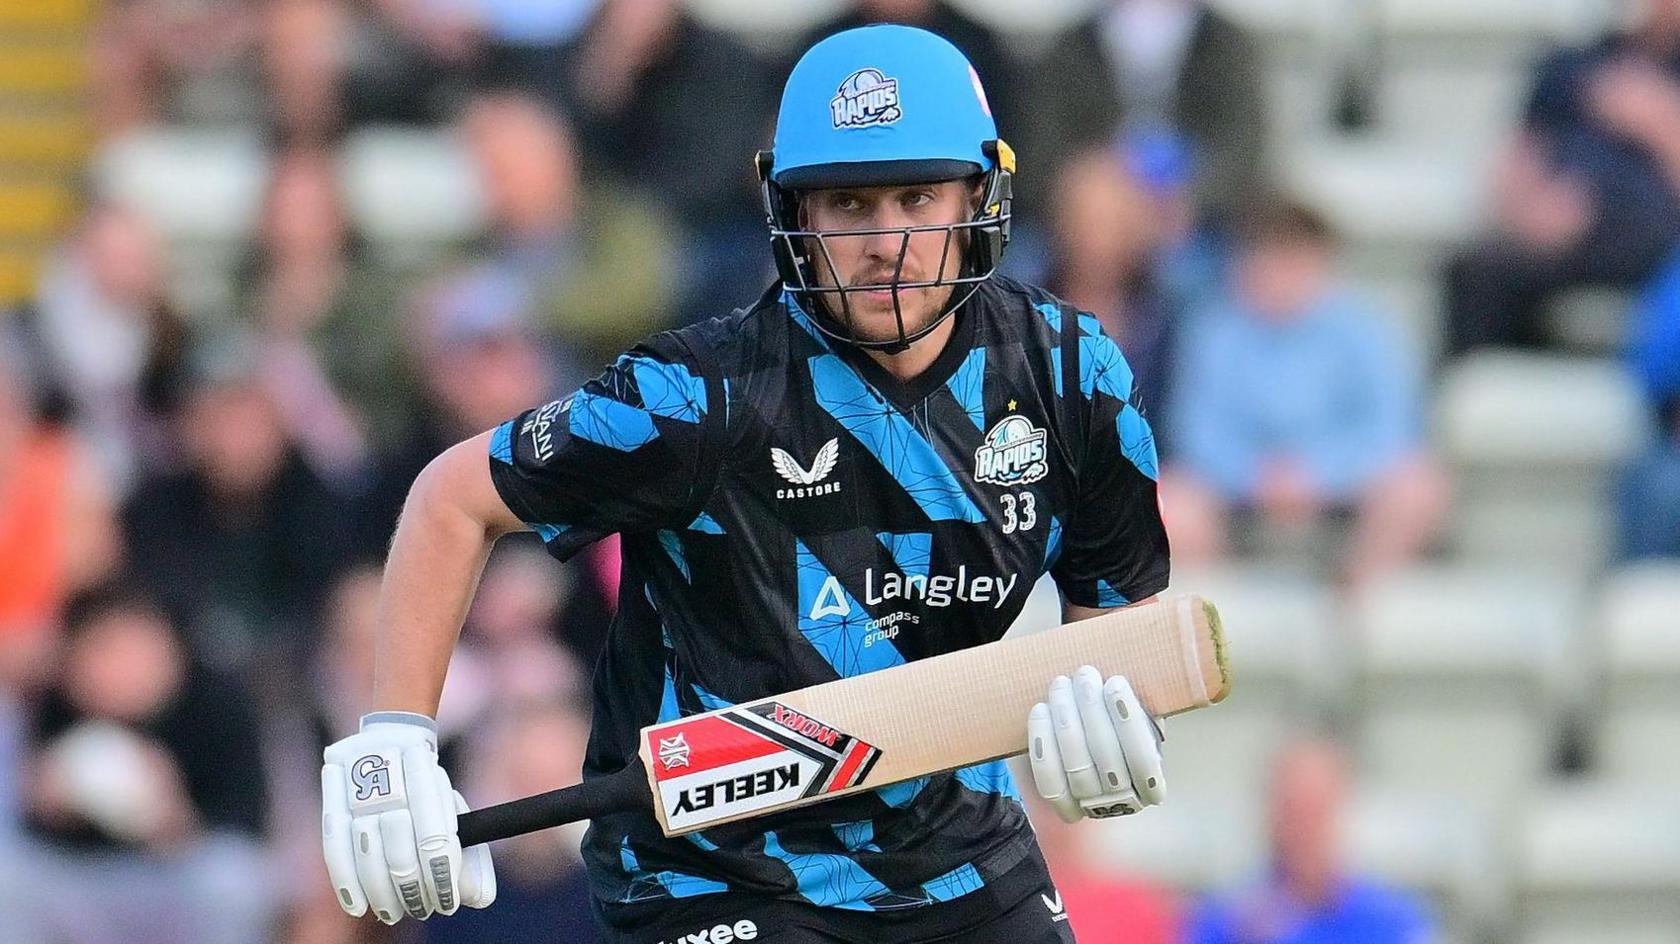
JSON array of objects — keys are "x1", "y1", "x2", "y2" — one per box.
[{"x1": 458, "y1": 762, "x2": 650, "y2": 847}]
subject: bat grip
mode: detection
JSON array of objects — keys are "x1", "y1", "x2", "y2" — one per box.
[{"x1": 458, "y1": 761, "x2": 650, "y2": 847}]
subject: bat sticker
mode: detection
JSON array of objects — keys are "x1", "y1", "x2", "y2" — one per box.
[{"x1": 647, "y1": 703, "x2": 881, "y2": 831}]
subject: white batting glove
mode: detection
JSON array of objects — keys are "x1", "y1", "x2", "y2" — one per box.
[
  {"x1": 1027, "y1": 667, "x2": 1165, "y2": 822},
  {"x1": 322, "y1": 712, "x2": 496, "y2": 923}
]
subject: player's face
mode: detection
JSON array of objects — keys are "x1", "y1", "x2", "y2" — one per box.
[{"x1": 799, "y1": 180, "x2": 976, "y2": 343}]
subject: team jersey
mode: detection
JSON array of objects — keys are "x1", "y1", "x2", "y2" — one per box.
[{"x1": 487, "y1": 274, "x2": 1170, "y2": 929}]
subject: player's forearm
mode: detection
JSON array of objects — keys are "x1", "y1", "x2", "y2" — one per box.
[{"x1": 372, "y1": 435, "x2": 519, "y2": 716}]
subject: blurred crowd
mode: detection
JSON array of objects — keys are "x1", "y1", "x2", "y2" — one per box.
[{"x1": 2, "y1": 0, "x2": 1679, "y2": 941}]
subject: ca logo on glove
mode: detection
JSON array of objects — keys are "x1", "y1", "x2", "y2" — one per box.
[{"x1": 352, "y1": 754, "x2": 393, "y2": 801}]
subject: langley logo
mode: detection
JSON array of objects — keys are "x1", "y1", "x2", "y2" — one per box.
[
  {"x1": 975, "y1": 414, "x2": 1048, "y2": 486},
  {"x1": 773, "y1": 439, "x2": 841, "y2": 499},
  {"x1": 831, "y1": 68, "x2": 902, "y2": 129},
  {"x1": 807, "y1": 566, "x2": 1019, "y2": 619}
]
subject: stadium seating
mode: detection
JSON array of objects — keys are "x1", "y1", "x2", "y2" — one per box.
[
  {"x1": 1162, "y1": 567, "x2": 1338, "y2": 812},
  {"x1": 88, "y1": 129, "x2": 269, "y2": 317},
  {"x1": 1435, "y1": 352, "x2": 1651, "y2": 569},
  {"x1": 1349, "y1": 565, "x2": 1581, "y2": 815},
  {"x1": 1594, "y1": 562, "x2": 1680, "y2": 785},
  {"x1": 1084, "y1": 790, "x2": 1259, "y2": 892},
  {"x1": 1342, "y1": 787, "x2": 1502, "y2": 944},
  {"x1": 339, "y1": 127, "x2": 485, "y2": 253},
  {"x1": 1513, "y1": 782, "x2": 1680, "y2": 944}
]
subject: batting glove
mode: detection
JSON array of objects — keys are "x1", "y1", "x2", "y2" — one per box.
[
  {"x1": 1027, "y1": 667, "x2": 1165, "y2": 821},
  {"x1": 322, "y1": 712, "x2": 496, "y2": 923}
]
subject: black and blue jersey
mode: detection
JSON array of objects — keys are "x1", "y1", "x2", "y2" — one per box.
[{"x1": 487, "y1": 274, "x2": 1169, "y2": 929}]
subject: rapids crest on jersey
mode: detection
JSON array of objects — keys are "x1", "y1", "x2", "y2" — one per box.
[{"x1": 486, "y1": 275, "x2": 1168, "y2": 928}]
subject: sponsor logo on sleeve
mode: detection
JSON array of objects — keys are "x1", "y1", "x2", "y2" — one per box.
[{"x1": 521, "y1": 399, "x2": 568, "y2": 462}]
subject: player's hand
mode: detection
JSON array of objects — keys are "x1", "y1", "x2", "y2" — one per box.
[
  {"x1": 1027, "y1": 667, "x2": 1164, "y2": 822},
  {"x1": 322, "y1": 712, "x2": 497, "y2": 923}
]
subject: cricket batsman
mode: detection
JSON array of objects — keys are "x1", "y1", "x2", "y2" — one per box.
[{"x1": 322, "y1": 24, "x2": 1171, "y2": 942}]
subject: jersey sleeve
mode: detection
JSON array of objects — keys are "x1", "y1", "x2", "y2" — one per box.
[
  {"x1": 1050, "y1": 313, "x2": 1171, "y2": 609},
  {"x1": 487, "y1": 332, "x2": 721, "y2": 561}
]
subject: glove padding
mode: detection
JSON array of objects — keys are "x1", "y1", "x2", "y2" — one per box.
[
  {"x1": 1028, "y1": 666, "x2": 1165, "y2": 822},
  {"x1": 322, "y1": 714, "x2": 496, "y2": 923}
]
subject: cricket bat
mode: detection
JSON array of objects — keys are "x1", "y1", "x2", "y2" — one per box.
[{"x1": 457, "y1": 594, "x2": 1228, "y2": 847}]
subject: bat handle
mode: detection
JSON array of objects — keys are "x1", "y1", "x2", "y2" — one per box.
[{"x1": 458, "y1": 762, "x2": 650, "y2": 847}]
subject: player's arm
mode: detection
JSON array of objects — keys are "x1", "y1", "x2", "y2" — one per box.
[
  {"x1": 319, "y1": 432, "x2": 519, "y2": 926},
  {"x1": 1032, "y1": 315, "x2": 1171, "y2": 822},
  {"x1": 321, "y1": 336, "x2": 719, "y2": 924},
  {"x1": 1061, "y1": 594, "x2": 1158, "y2": 626},
  {"x1": 374, "y1": 430, "x2": 525, "y2": 717}
]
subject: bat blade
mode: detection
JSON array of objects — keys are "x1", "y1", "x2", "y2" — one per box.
[{"x1": 638, "y1": 594, "x2": 1228, "y2": 836}]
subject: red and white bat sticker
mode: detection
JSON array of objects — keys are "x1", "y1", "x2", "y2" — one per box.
[{"x1": 647, "y1": 702, "x2": 881, "y2": 832}]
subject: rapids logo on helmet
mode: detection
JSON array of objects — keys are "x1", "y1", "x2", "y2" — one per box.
[
  {"x1": 831, "y1": 68, "x2": 902, "y2": 129},
  {"x1": 975, "y1": 414, "x2": 1048, "y2": 486},
  {"x1": 351, "y1": 754, "x2": 392, "y2": 801}
]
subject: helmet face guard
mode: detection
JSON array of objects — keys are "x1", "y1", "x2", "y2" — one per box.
[{"x1": 758, "y1": 139, "x2": 1014, "y2": 353}]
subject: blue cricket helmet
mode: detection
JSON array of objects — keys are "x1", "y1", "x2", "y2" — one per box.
[
  {"x1": 756, "y1": 24, "x2": 1015, "y2": 351},
  {"x1": 771, "y1": 24, "x2": 999, "y2": 187}
]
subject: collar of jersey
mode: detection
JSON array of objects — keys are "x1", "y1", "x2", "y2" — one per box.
[{"x1": 782, "y1": 285, "x2": 981, "y2": 413}]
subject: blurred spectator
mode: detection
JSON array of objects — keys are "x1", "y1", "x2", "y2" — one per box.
[
  {"x1": 340, "y1": 0, "x2": 601, "y2": 126},
  {"x1": 457, "y1": 89, "x2": 677, "y2": 362},
  {"x1": 1047, "y1": 145, "x2": 1179, "y2": 422},
  {"x1": 1028, "y1": 788, "x2": 1181, "y2": 944},
  {"x1": 1024, "y1": 0, "x2": 1268, "y2": 229},
  {"x1": 91, "y1": 0, "x2": 264, "y2": 133},
  {"x1": 1445, "y1": 0, "x2": 1680, "y2": 355},
  {"x1": 540, "y1": 0, "x2": 766, "y2": 206},
  {"x1": 356, "y1": 261, "x2": 569, "y2": 553},
  {"x1": 0, "y1": 341, "x2": 120, "y2": 689},
  {"x1": 120, "y1": 344, "x2": 353, "y2": 679},
  {"x1": 518, "y1": 0, "x2": 772, "y2": 321},
  {"x1": 7, "y1": 584, "x2": 274, "y2": 944},
  {"x1": 263, "y1": 0, "x2": 350, "y2": 142},
  {"x1": 16, "y1": 202, "x2": 191, "y2": 493},
  {"x1": 308, "y1": 565, "x2": 387, "y2": 750},
  {"x1": 490, "y1": 0, "x2": 769, "y2": 319},
  {"x1": 1162, "y1": 199, "x2": 1447, "y2": 585},
  {"x1": 280, "y1": 882, "x2": 402, "y2": 944},
  {"x1": 1123, "y1": 129, "x2": 1229, "y2": 311},
  {"x1": 238, "y1": 143, "x2": 411, "y2": 476},
  {"x1": 422, "y1": 696, "x2": 602, "y2": 944},
  {"x1": 306, "y1": 556, "x2": 587, "y2": 762},
  {"x1": 1187, "y1": 738, "x2": 1435, "y2": 944},
  {"x1": 334, "y1": 0, "x2": 482, "y2": 127},
  {"x1": 1616, "y1": 248, "x2": 1680, "y2": 560},
  {"x1": 443, "y1": 545, "x2": 598, "y2": 727}
]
